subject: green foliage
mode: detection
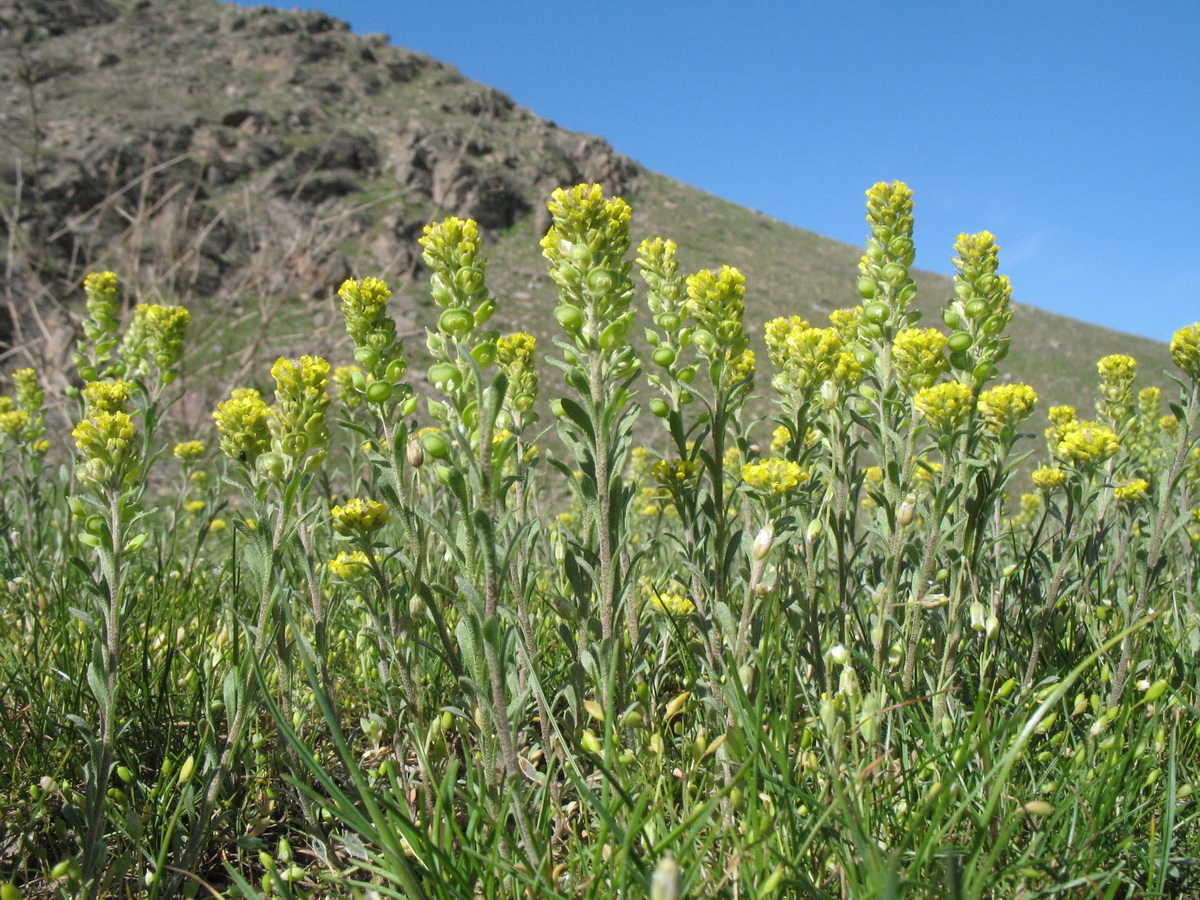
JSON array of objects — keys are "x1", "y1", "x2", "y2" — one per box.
[{"x1": 2, "y1": 184, "x2": 1200, "y2": 900}]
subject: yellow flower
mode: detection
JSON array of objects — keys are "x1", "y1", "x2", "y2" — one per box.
[
  {"x1": 185, "y1": 500, "x2": 206, "y2": 513},
  {"x1": 73, "y1": 410, "x2": 138, "y2": 488},
  {"x1": 1055, "y1": 420, "x2": 1119, "y2": 468},
  {"x1": 1032, "y1": 465, "x2": 1067, "y2": 491},
  {"x1": 82, "y1": 380, "x2": 132, "y2": 414},
  {"x1": 208, "y1": 518, "x2": 227, "y2": 534},
  {"x1": 652, "y1": 458, "x2": 698, "y2": 487},
  {"x1": 331, "y1": 498, "x2": 390, "y2": 535},
  {"x1": 1170, "y1": 323, "x2": 1200, "y2": 381},
  {"x1": 741, "y1": 458, "x2": 806, "y2": 495},
  {"x1": 338, "y1": 277, "x2": 396, "y2": 350},
  {"x1": 327, "y1": 550, "x2": 377, "y2": 579},
  {"x1": 891, "y1": 328, "x2": 947, "y2": 394},
  {"x1": 1114, "y1": 478, "x2": 1149, "y2": 503},
  {"x1": 977, "y1": 382, "x2": 1038, "y2": 433},
  {"x1": 269, "y1": 355, "x2": 331, "y2": 458},
  {"x1": 0, "y1": 409, "x2": 29, "y2": 441},
  {"x1": 914, "y1": 380, "x2": 974, "y2": 437},
  {"x1": 496, "y1": 332, "x2": 538, "y2": 411},
  {"x1": 332, "y1": 365, "x2": 364, "y2": 410},
  {"x1": 686, "y1": 266, "x2": 746, "y2": 352},
  {"x1": 212, "y1": 388, "x2": 271, "y2": 466},
  {"x1": 173, "y1": 440, "x2": 205, "y2": 462}
]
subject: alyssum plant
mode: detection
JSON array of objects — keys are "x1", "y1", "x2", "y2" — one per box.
[{"x1": 1, "y1": 182, "x2": 1199, "y2": 900}]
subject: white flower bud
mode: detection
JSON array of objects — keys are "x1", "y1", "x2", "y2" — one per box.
[
  {"x1": 752, "y1": 524, "x2": 775, "y2": 560},
  {"x1": 827, "y1": 644, "x2": 850, "y2": 666}
]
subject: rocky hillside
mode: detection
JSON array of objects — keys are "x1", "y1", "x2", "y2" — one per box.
[{"x1": 0, "y1": 0, "x2": 1175, "y2": 430}]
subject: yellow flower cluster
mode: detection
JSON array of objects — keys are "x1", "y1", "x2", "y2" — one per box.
[
  {"x1": 173, "y1": 441, "x2": 205, "y2": 462},
  {"x1": 652, "y1": 458, "x2": 698, "y2": 487},
  {"x1": 83, "y1": 380, "x2": 132, "y2": 414},
  {"x1": 338, "y1": 277, "x2": 395, "y2": 350},
  {"x1": 741, "y1": 458, "x2": 806, "y2": 495},
  {"x1": 914, "y1": 380, "x2": 975, "y2": 437},
  {"x1": 765, "y1": 318, "x2": 859, "y2": 398},
  {"x1": 83, "y1": 270, "x2": 120, "y2": 335},
  {"x1": 12, "y1": 368, "x2": 43, "y2": 416},
  {"x1": 73, "y1": 411, "x2": 138, "y2": 488},
  {"x1": 1055, "y1": 420, "x2": 1119, "y2": 468},
  {"x1": 1114, "y1": 478, "x2": 1150, "y2": 503},
  {"x1": 891, "y1": 328, "x2": 947, "y2": 394},
  {"x1": 725, "y1": 348, "x2": 756, "y2": 388},
  {"x1": 331, "y1": 498, "x2": 390, "y2": 536},
  {"x1": 1032, "y1": 465, "x2": 1067, "y2": 491},
  {"x1": 120, "y1": 303, "x2": 190, "y2": 380},
  {"x1": 0, "y1": 409, "x2": 29, "y2": 441},
  {"x1": 640, "y1": 578, "x2": 694, "y2": 617},
  {"x1": 1097, "y1": 354, "x2": 1137, "y2": 424},
  {"x1": 977, "y1": 382, "x2": 1038, "y2": 433},
  {"x1": 1170, "y1": 323, "x2": 1200, "y2": 381},
  {"x1": 269, "y1": 355, "x2": 331, "y2": 458},
  {"x1": 212, "y1": 388, "x2": 271, "y2": 466},
  {"x1": 686, "y1": 266, "x2": 746, "y2": 352},
  {"x1": 327, "y1": 550, "x2": 377, "y2": 579}
]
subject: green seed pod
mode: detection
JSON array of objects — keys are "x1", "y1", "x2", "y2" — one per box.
[
  {"x1": 882, "y1": 262, "x2": 908, "y2": 285},
  {"x1": 853, "y1": 345, "x2": 876, "y2": 367},
  {"x1": 1144, "y1": 679, "x2": 1168, "y2": 702},
  {"x1": 648, "y1": 398, "x2": 670, "y2": 418},
  {"x1": 580, "y1": 729, "x2": 602, "y2": 755},
  {"x1": 651, "y1": 346, "x2": 676, "y2": 368},
  {"x1": 78, "y1": 365, "x2": 99, "y2": 382},
  {"x1": 427, "y1": 363, "x2": 461, "y2": 390},
  {"x1": 942, "y1": 308, "x2": 960, "y2": 329},
  {"x1": 351, "y1": 369, "x2": 367, "y2": 391},
  {"x1": 586, "y1": 267, "x2": 619, "y2": 293},
  {"x1": 982, "y1": 314, "x2": 1005, "y2": 336},
  {"x1": 353, "y1": 346, "x2": 380, "y2": 369},
  {"x1": 965, "y1": 298, "x2": 988, "y2": 318},
  {"x1": 455, "y1": 266, "x2": 485, "y2": 295},
  {"x1": 550, "y1": 398, "x2": 566, "y2": 418},
  {"x1": 434, "y1": 465, "x2": 454, "y2": 486},
  {"x1": 473, "y1": 298, "x2": 496, "y2": 327},
  {"x1": 863, "y1": 301, "x2": 890, "y2": 324},
  {"x1": 972, "y1": 360, "x2": 995, "y2": 382},
  {"x1": 656, "y1": 312, "x2": 681, "y2": 332},
  {"x1": 949, "y1": 351, "x2": 969, "y2": 370},
  {"x1": 256, "y1": 452, "x2": 285, "y2": 482},
  {"x1": 947, "y1": 332, "x2": 973, "y2": 353},
  {"x1": 692, "y1": 329, "x2": 716, "y2": 355},
  {"x1": 599, "y1": 322, "x2": 623, "y2": 351},
  {"x1": 438, "y1": 308, "x2": 475, "y2": 338},
  {"x1": 365, "y1": 381, "x2": 393, "y2": 404},
  {"x1": 855, "y1": 276, "x2": 878, "y2": 299},
  {"x1": 554, "y1": 304, "x2": 585, "y2": 333},
  {"x1": 677, "y1": 365, "x2": 698, "y2": 384},
  {"x1": 85, "y1": 515, "x2": 105, "y2": 536},
  {"x1": 430, "y1": 275, "x2": 454, "y2": 308},
  {"x1": 420, "y1": 434, "x2": 451, "y2": 464},
  {"x1": 385, "y1": 358, "x2": 407, "y2": 382},
  {"x1": 470, "y1": 341, "x2": 496, "y2": 367}
]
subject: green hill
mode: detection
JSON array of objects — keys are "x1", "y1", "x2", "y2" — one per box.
[{"x1": 0, "y1": 0, "x2": 1176, "y2": 434}]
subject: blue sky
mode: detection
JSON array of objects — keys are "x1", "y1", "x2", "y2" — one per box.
[{"x1": 254, "y1": 1, "x2": 1198, "y2": 343}]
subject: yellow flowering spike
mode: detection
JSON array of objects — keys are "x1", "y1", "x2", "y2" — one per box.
[
  {"x1": 1170, "y1": 323, "x2": 1200, "y2": 382},
  {"x1": 1055, "y1": 419, "x2": 1120, "y2": 468},
  {"x1": 977, "y1": 383, "x2": 1038, "y2": 433},
  {"x1": 857, "y1": 181, "x2": 916, "y2": 321},
  {"x1": 686, "y1": 265, "x2": 747, "y2": 354},
  {"x1": 268, "y1": 355, "x2": 331, "y2": 459},
  {"x1": 212, "y1": 387, "x2": 271, "y2": 466},
  {"x1": 741, "y1": 458, "x2": 807, "y2": 495},
  {"x1": 338, "y1": 277, "x2": 395, "y2": 348},
  {"x1": 73, "y1": 410, "x2": 139, "y2": 488},
  {"x1": 496, "y1": 332, "x2": 538, "y2": 412},
  {"x1": 891, "y1": 328, "x2": 948, "y2": 394},
  {"x1": 1097, "y1": 354, "x2": 1137, "y2": 425},
  {"x1": 12, "y1": 368, "x2": 43, "y2": 416},
  {"x1": 83, "y1": 271, "x2": 121, "y2": 337},
  {"x1": 331, "y1": 498, "x2": 390, "y2": 535},
  {"x1": 914, "y1": 380, "x2": 975, "y2": 437}
]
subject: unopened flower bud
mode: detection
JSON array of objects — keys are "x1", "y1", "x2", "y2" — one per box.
[
  {"x1": 897, "y1": 494, "x2": 916, "y2": 527},
  {"x1": 752, "y1": 524, "x2": 774, "y2": 560},
  {"x1": 406, "y1": 437, "x2": 425, "y2": 468}
]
